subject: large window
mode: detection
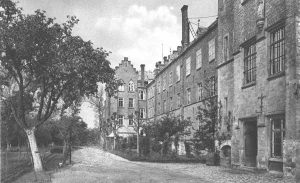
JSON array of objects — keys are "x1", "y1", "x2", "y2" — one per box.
[
  {"x1": 198, "y1": 83, "x2": 203, "y2": 101},
  {"x1": 187, "y1": 88, "x2": 191, "y2": 105},
  {"x1": 209, "y1": 38, "x2": 215, "y2": 61},
  {"x1": 176, "y1": 65, "x2": 181, "y2": 81},
  {"x1": 177, "y1": 93, "x2": 181, "y2": 107},
  {"x1": 128, "y1": 98, "x2": 134, "y2": 108},
  {"x1": 169, "y1": 72, "x2": 173, "y2": 86},
  {"x1": 118, "y1": 115, "x2": 124, "y2": 125},
  {"x1": 157, "y1": 80, "x2": 161, "y2": 93},
  {"x1": 271, "y1": 116, "x2": 285, "y2": 158},
  {"x1": 186, "y1": 57, "x2": 191, "y2": 76},
  {"x1": 163, "y1": 75, "x2": 167, "y2": 90},
  {"x1": 118, "y1": 98, "x2": 123, "y2": 107},
  {"x1": 209, "y1": 77, "x2": 216, "y2": 96},
  {"x1": 139, "y1": 108, "x2": 145, "y2": 119},
  {"x1": 129, "y1": 115, "x2": 133, "y2": 125},
  {"x1": 128, "y1": 80, "x2": 134, "y2": 92},
  {"x1": 244, "y1": 43, "x2": 256, "y2": 84},
  {"x1": 196, "y1": 49, "x2": 202, "y2": 69},
  {"x1": 223, "y1": 35, "x2": 229, "y2": 62},
  {"x1": 270, "y1": 27, "x2": 285, "y2": 75},
  {"x1": 139, "y1": 90, "x2": 145, "y2": 100}
]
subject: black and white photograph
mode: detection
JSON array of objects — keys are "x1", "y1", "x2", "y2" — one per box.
[{"x1": 0, "y1": 0, "x2": 299, "y2": 182}]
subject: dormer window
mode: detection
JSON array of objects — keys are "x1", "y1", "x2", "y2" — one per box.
[{"x1": 128, "y1": 80, "x2": 134, "y2": 92}]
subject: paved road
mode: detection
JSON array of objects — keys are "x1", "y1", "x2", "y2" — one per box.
[{"x1": 50, "y1": 147, "x2": 294, "y2": 183}]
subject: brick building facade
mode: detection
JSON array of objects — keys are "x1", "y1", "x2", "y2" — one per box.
[
  {"x1": 104, "y1": 57, "x2": 148, "y2": 138},
  {"x1": 217, "y1": 0, "x2": 300, "y2": 177},
  {"x1": 145, "y1": 5, "x2": 218, "y2": 154}
]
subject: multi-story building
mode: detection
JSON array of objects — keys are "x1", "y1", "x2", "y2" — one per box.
[
  {"x1": 104, "y1": 57, "x2": 148, "y2": 139},
  {"x1": 146, "y1": 5, "x2": 218, "y2": 154},
  {"x1": 217, "y1": 0, "x2": 300, "y2": 177}
]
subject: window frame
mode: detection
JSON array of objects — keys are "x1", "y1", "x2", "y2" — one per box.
[
  {"x1": 269, "y1": 26, "x2": 285, "y2": 76},
  {"x1": 196, "y1": 49, "x2": 202, "y2": 70},
  {"x1": 139, "y1": 108, "x2": 145, "y2": 119},
  {"x1": 128, "y1": 80, "x2": 135, "y2": 92},
  {"x1": 186, "y1": 57, "x2": 191, "y2": 76},
  {"x1": 198, "y1": 83, "x2": 203, "y2": 101},
  {"x1": 139, "y1": 90, "x2": 145, "y2": 100},
  {"x1": 176, "y1": 65, "x2": 181, "y2": 82},
  {"x1": 118, "y1": 115, "x2": 124, "y2": 126},
  {"x1": 209, "y1": 38, "x2": 216, "y2": 62},
  {"x1": 129, "y1": 115, "x2": 134, "y2": 126},
  {"x1": 223, "y1": 34, "x2": 229, "y2": 62},
  {"x1": 128, "y1": 98, "x2": 134, "y2": 108},
  {"x1": 118, "y1": 97, "x2": 124, "y2": 107},
  {"x1": 243, "y1": 42, "x2": 257, "y2": 85},
  {"x1": 270, "y1": 115, "x2": 285, "y2": 158},
  {"x1": 186, "y1": 88, "x2": 191, "y2": 105},
  {"x1": 169, "y1": 72, "x2": 173, "y2": 86}
]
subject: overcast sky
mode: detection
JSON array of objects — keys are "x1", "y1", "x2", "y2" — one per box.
[{"x1": 18, "y1": 0, "x2": 218, "y2": 128}]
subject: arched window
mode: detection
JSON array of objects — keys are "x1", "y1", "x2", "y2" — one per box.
[{"x1": 128, "y1": 80, "x2": 134, "y2": 92}]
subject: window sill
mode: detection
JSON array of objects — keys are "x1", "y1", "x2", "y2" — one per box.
[
  {"x1": 268, "y1": 72, "x2": 285, "y2": 81},
  {"x1": 242, "y1": 81, "x2": 256, "y2": 89},
  {"x1": 269, "y1": 157, "x2": 283, "y2": 162},
  {"x1": 118, "y1": 106, "x2": 124, "y2": 108},
  {"x1": 209, "y1": 58, "x2": 215, "y2": 63},
  {"x1": 128, "y1": 107, "x2": 134, "y2": 109},
  {"x1": 186, "y1": 74, "x2": 190, "y2": 77},
  {"x1": 196, "y1": 67, "x2": 201, "y2": 71}
]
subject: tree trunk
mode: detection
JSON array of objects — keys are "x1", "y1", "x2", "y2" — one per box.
[
  {"x1": 25, "y1": 128, "x2": 43, "y2": 172},
  {"x1": 62, "y1": 139, "x2": 68, "y2": 164}
]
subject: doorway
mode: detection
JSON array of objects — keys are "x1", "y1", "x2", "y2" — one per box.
[{"x1": 244, "y1": 119, "x2": 257, "y2": 167}]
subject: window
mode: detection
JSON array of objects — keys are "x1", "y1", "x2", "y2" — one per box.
[
  {"x1": 270, "y1": 27, "x2": 285, "y2": 75},
  {"x1": 244, "y1": 43, "x2": 256, "y2": 84},
  {"x1": 139, "y1": 90, "x2": 145, "y2": 100},
  {"x1": 128, "y1": 98, "x2": 134, "y2": 108},
  {"x1": 176, "y1": 65, "x2": 181, "y2": 81},
  {"x1": 139, "y1": 108, "x2": 145, "y2": 119},
  {"x1": 128, "y1": 80, "x2": 134, "y2": 92},
  {"x1": 271, "y1": 116, "x2": 285, "y2": 158},
  {"x1": 224, "y1": 35, "x2": 229, "y2": 61},
  {"x1": 196, "y1": 49, "x2": 202, "y2": 69},
  {"x1": 209, "y1": 77, "x2": 216, "y2": 96},
  {"x1": 163, "y1": 75, "x2": 167, "y2": 90},
  {"x1": 209, "y1": 38, "x2": 215, "y2": 61},
  {"x1": 158, "y1": 102, "x2": 161, "y2": 113},
  {"x1": 118, "y1": 98, "x2": 123, "y2": 107},
  {"x1": 118, "y1": 115, "x2": 124, "y2": 125},
  {"x1": 170, "y1": 97, "x2": 173, "y2": 111},
  {"x1": 157, "y1": 80, "x2": 161, "y2": 93},
  {"x1": 163, "y1": 100, "x2": 166, "y2": 112},
  {"x1": 118, "y1": 84, "x2": 124, "y2": 92},
  {"x1": 198, "y1": 83, "x2": 203, "y2": 101},
  {"x1": 186, "y1": 57, "x2": 191, "y2": 76},
  {"x1": 187, "y1": 88, "x2": 191, "y2": 105},
  {"x1": 129, "y1": 115, "x2": 133, "y2": 125},
  {"x1": 177, "y1": 93, "x2": 181, "y2": 107},
  {"x1": 169, "y1": 72, "x2": 173, "y2": 86}
]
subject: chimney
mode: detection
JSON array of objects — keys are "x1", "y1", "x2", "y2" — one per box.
[
  {"x1": 181, "y1": 5, "x2": 190, "y2": 49},
  {"x1": 140, "y1": 64, "x2": 145, "y2": 86}
]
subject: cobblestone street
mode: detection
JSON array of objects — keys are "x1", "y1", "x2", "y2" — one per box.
[{"x1": 47, "y1": 147, "x2": 294, "y2": 183}]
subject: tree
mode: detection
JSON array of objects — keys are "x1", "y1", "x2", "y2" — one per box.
[
  {"x1": 143, "y1": 115, "x2": 191, "y2": 155},
  {"x1": 0, "y1": 0, "x2": 116, "y2": 171}
]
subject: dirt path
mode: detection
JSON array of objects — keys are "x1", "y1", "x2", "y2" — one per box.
[
  {"x1": 50, "y1": 147, "x2": 294, "y2": 183},
  {"x1": 50, "y1": 147, "x2": 206, "y2": 183}
]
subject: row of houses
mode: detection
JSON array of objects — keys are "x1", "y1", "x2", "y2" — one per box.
[{"x1": 105, "y1": 0, "x2": 300, "y2": 177}]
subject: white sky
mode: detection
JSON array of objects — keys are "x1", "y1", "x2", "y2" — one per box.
[{"x1": 18, "y1": 0, "x2": 218, "y2": 128}]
